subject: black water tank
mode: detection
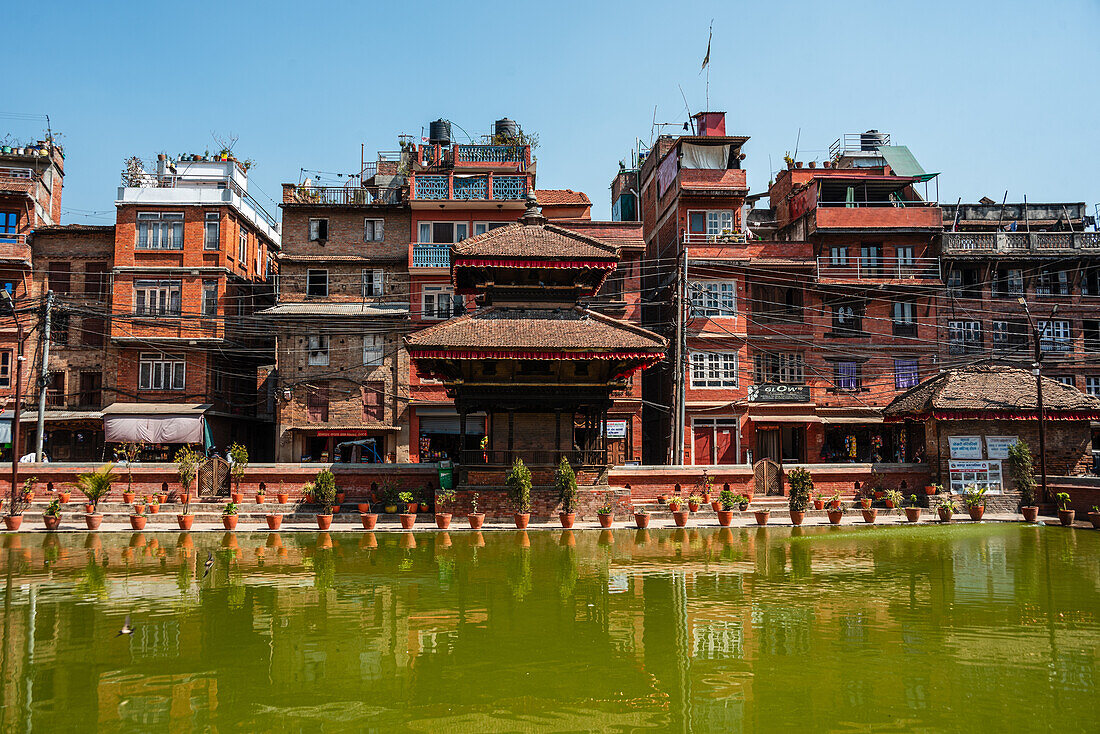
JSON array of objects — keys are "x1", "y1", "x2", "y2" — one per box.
[
  {"x1": 860, "y1": 129, "x2": 887, "y2": 151},
  {"x1": 429, "y1": 119, "x2": 451, "y2": 146},
  {"x1": 494, "y1": 118, "x2": 519, "y2": 139}
]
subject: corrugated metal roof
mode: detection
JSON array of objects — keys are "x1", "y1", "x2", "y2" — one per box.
[
  {"x1": 258, "y1": 302, "x2": 409, "y2": 318},
  {"x1": 877, "y1": 145, "x2": 938, "y2": 181}
]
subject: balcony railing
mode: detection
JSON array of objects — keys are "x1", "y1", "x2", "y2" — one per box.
[
  {"x1": 412, "y1": 244, "x2": 451, "y2": 268},
  {"x1": 0, "y1": 234, "x2": 31, "y2": 263},
  {"x1": 456, "y1": 145, "x2": 527, "y2": 163},
  {"x1": 817, "y1": 256, "x2": 940, "y2": 281},
  {"x1": 460, "y1": 449, "x2": 608, "y2": 468},
  {"x1": 410, "y1": 172, "x2": 529, "y2": 201},
  {"x1": 289, "y1": 186, "x2": 402, "y2": 206},
  {"x1": 941, "y1": 231, "x2": 1100, "y2": 254},
  {"x1": 683, "y1": 232, "x2": 749, "y2": 244}
]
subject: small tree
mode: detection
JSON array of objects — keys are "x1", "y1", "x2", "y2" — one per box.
[
  {"x1": 175, "y1": 446, "x2": 202, "y2": 499},
  {"x1": 76, "y1": 464, "x2": 116, "y2": 513},
  {"x1": 787, "y1": 468, "x2": 813, "y2": 513},
  {"x1": 1008, "y1": 440, "x2": 1037, "y2": 507},
  {"x1": 506, "y1": 458, "x2": 532, "y2": 514},
  {"x1": 228, "y1": 443, "x2": 249, "y2": 495},
  {"x1": 117, "y1": 441, "x2": 143, "y2": 496},
  {"x1": 554, "y1": 457, "x2": 577, "y2": 514},
  {"x1": 313, "y1": 468, "x2": 337, "y2": 509}
]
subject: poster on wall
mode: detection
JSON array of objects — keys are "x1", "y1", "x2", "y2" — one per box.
[
  {"x1": 948, "y1": 436, "x2": 982, "y2": 459},
  {"x1": 985, "y1": 436, "x2": 1019, "y2": 460},
  {"x1": 605, "y1": 420, "x2": 628, "y2": 438},
  {"x1": 948, "y1": 460, "x2": 1003, "y2": 494}
]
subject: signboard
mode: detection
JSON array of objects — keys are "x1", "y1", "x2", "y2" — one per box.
[
  {"x1": 605, "y1": 420, "x2": 628, "y2": 438},
  {"x1": 948, "y1": 435, "x2": 982, "y2": 459},
  {"x1": 985, "y1": 436, "x2": 1019, "y2": 460},
  {"x1": 948, "y1": 459, "x2": 1003, "y2": 494},
  {"x1": 748, "y1": 384, "x2": 811, "y2": 403}
]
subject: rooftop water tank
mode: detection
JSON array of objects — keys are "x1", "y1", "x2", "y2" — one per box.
[
  {"x1": 429, "y1": 119, "x2": 451, "y2": 146},
  {"x1": 860, "y1": 129, "x2": 887, "y2": 151},
  {"x1": 494, "y1": 118, "x2": 519, "y2": 139}
]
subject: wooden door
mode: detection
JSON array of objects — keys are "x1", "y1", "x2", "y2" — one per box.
[
  {"x1": 693, "y1": 425, "x2": 713, "y2": 465},
  {"x1": 198, "y1": 457, "x2": 230, "y2": 498},
  {"x1": 753, "y1": 458, "x2": 782, "y2": 496}
]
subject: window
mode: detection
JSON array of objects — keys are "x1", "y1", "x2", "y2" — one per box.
[
  {"x1": 419, "y1": 221, "x2": 468, "y2": 243},
  {"x1": 204, "y1": 212, "x2": 220, "y2": 250},
  {"x1": 991, "y1": 320, "x2": 1028, "y2": 349},
  {"x1": 306, "y1": 383, "x2": 329, "y2": 422},
  {"x1": 896, "y1": 246, "x2": 914, "y2": 266},
  {"x1": 78, "y1": 372, "x2": 102, "y2": 407},
  {"x1": 309, "y1": 218, "x2": 328, "y2": 242},
  {"x1": 202, "y1": 281, "x2": 218, "y2": 317},
  {"x1": 306, "y1": 270, "x2": 328, "y2": 297},
  {"x1": 138, "y1": 353, "x2": 185, "y2": 390},
  {"x1": 834, "y1": 361, "x2": 861, "y2": 391},
  {"x1": 993, "y1": 268, "x2": 1024, "y2": 298},
  {"x1": 0, "y1": 211, "x2": 17, "y2": 239},
  {"x1": 1087, "y1": 377, "x2": 1100, "y2": 396},
  {"x1": 1053, "y1": 376, "x2": 1076, "y2": 387},
  {"x1": 0, "y1": 350, "x2": 10, "y2": 389},
  {"x1": 859, "y1": 244, "x2": 883, "y2": 271},
  {"x1": 690, "y1": 281, "x2": 736, "y2": 317},
  {"x1": 753, "y1": 353, "x2": 804, "y2": 384},
  {"x1": 307, "y1": 335, "x2": 329, "y2": 366},
  {"x1": 754, "y1": 285, "x2": 803, "y2": 323},
  {"x1": 946, "y1": 267, "x2": 981, "y2": 297},
  {"x1": 892, "y1": 301, "x2": 916, "y2": 337},
  {"x1": 948, "y1": 320, "x2": 983, "y2": 353},
  {"x1": 894, "y1": 359, "x2": 919, "y2": 390},
  {"x1": 690, "y1": 352, "x2": 738, "y2": 388},
  {"x1": 364, "y1": 219, "x2": 384, "y2": 242},
  {"x1": 1082, "y1": 268, "x2": 1100, "y2": 297},
  {"x1": 134, "y1": 280, "x2": 182, "y2": 316},
  {"x1": 831, "y1": 301, "x2": 863, "y2": 335},
  {"x1": 51, "y1": 310, "x2": 69, "y2": 346},
  {"x1": 829, "y1": 246, "x2": 848, "y2": 266},
  {"x1": 362, "y1": 269, "x2": 384, "y2": 298},
  {"x1": 46, "y1": 372, "x2": 65, "y2": 407},
  {"x1": 47, "y1": 262, "x2": 71, "y2": 294},
  {"x1": 80, "y1": 317, "x2": 104, "y2": 347},
  {"x1": 422, "y1": 285, "x2": 458, "y2": 320},
  {"x1": 687, "y1": 210, "x2": 734, "y2": 240},
  {"x1": 238, "y1": 228, "x2": 248, "y2": 263},
  {"x1": 362, "y1": 384, "x2": 384, "y2": 421},
  {"x1": 84, "y1": 263, "x2": 109, "y2": 300},
  {"x1": 363, "y1": 334, "x2": 383, "y2": 365},
  {"x1": 1037, "y1": 268, "x2": 1069, "y2": 296},
  {"x1": 136, "y1": 212, "x2": 184, "y2": 249},
  {"x1": 472, "y1": 222, "x2": 508, "y2": 236},
  {"x1": 1038, "y1": 319, "x2": 1072, "y2": 352},
  {"x1": 1084, "y1": 321, "x2": 1100, "y2": 352}
]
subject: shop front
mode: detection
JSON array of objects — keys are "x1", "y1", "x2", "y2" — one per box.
[
  {"x1": 820, "y1": 415, "x2": 924, "y2": 463},
  {"x1": 415, "y1": 411, "x2": 486, "y2": 463},
  {"x1": 0, "y1": 410, "x2": 106, "y2": 462},
  {"x1": 691, "y1": 416, "x2": 740, "y2": 465},
  {"x1": 103, "y1": 402, "x2": 210, "y2": 462}
]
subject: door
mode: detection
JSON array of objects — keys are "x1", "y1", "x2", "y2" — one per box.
[
  {"x1": 756, "y1": 426, "x2": 781, "y2": 462},
  {"x1": 693, "y1": 425, "x2": 713, "y2": 465},
  {"x1": 753, "y1": 459, "x2": 782, "y2": 496},
  {"x1": 716, "y1": 427, "x2": 738, "y2": 464},
  {"x1": 198, "y1": 457, "x2": 230, "y2": 498},
  {"x1": 78, "y1": 372, "x2": 102, "y2": 408}
]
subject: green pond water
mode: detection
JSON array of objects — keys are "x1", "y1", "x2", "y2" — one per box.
[{"x1": 0, "y1": 523, "x2": 1097, "y2": 733}]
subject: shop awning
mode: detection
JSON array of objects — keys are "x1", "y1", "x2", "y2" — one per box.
[
  {"x1": 821, "y1": 415, "x2": 885, "y2": 425},
  {"x1": 102, "y1": 403, "x2": 211, "y2": 444},
  {"x1": 877, "y1": 145, "x2": 939, "y2": 182},
  {"x1": 747, "y1": 414, "x2": 822, "y2": 424}
]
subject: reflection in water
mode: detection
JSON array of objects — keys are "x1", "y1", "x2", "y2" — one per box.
[{"x1": 0, "y1": 524, "x2": 1097, "y2": 732}]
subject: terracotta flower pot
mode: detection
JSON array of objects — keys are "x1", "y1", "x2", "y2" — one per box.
[
  {"x1": 667, "y1": 502, "x2": 682, "y2": 513},
  {"x1": 177, "y1": 514, "x2": 194, "y2": 530},
  {"x1": 598, "y1": 514, "x2": 613, "y2": 528},
  {"x1": 905, "y1": 507, "x2": 921, "y2": 522},
  {"x1": 43, "y1": 516, "x2": 61, "y2": 530},
  {"x1": 710, "y1": 501, "x2": 721, "y2": 512},
  {"x1": 398, "y1": 513, "x2": 415, "y2": 529},
  {"x1": 358, "y1": 503, "x2": 371, "y2": 513},
  {"x1": 688, "y1": 501, "x2": 699, "y2": 513},
  {"x1": 467, "y1": 513, "x2": 485, "y2": 529},
  {"x1": 256, "y1": 494, "x2": 266, "y2": 504},
  {"x1": 130, "y1": 515, "x2": 147, "y2": 530},
  {"x1": 861, "y1": 509, "x2": 878, "y2": 523},
  {"x1": 59, "y1": 492, "x2": 71, "y2": 503},
  {"x1": 317, "y1": 514, "x2": 333, "y2": 530},
  {"x1": 336, "y1": 492, "x2": 346, "y2": 505},
  {"x1": 179, "y1": 493, "x2": 191, "y2": 505},
  {"x1": 884, "y1": 500, "x2": 896, "y2": 509},
  {"x1": 634, "y1": 513, "x2": 650, "y2": 529},
  {"x1": 873, "y1": 491, "x2": 884, "y2": 500},
  {"x1": 1020, "y1": 506, "x2": 1039, "y2": 522},
  {"x1": 559, "y1": 512, "x2": 575, "y2": 528},
  {"x1": 406, "y1": 502, "x2": 419, "y2": 514},
  {"x1": 435, "y1": 513, "x2": 452, "y2": 529},
  {"x1": 754, "y1": 510, "x2": 771, "y2": 526},
  {"x1": 968, "y1": 505, "x2": 985, "y2": 521},
  {"x1": 1088, "y1": 511, "x2": 1100, "y2": 530},
  {"x1": 827, "y1": 510, "x2": 843, "y2": 525},
  {"x1": 157, "y1": 493, "x2": 168, "y2": 504},
  {"x1": 222, "y1": 515, "x2": 238, "y2": 530},
  {"x1": 924, "y1": 486, "x2": 936, "y2": 495},
  {"x1": 937, "y1": 508, "x2": 953, "y2": 522},
  {"x1": 829, "y1": 500, "x2": 841, "y2": 510},
  {"x1": 266, "y1": 514, "x2": 282, "y2": 530},
  {"x1": 672, "y1": 510, "x2": 689, "y2": 527},
  {"x1": 84, "y1": 503, "x2": 94, "y2": 513},
  {"x1": 514, "y1": 513, "x2": 530, "y2": 529},
  {"x1": 813, "y1": 500, "x2": 825, "y2": 510},
  {"x1": 122, "y1": 492, "x2": 135, "y2": 503},
  {"x1": 789, "y1": 510, "x2": 805, "y2": 526},
  {"x1": 1058, "y1": 509, "x2": 1075, "y2": 527},
  {"x1": 717, "y1": 510, "x2": 733, "y2": 527},
  {"x1": 84, "y1": 513, "x2": 102, "y2": 529},
  {"x1": 23, "y1": 492, "x2": 34, "y2": 503},
  {"x1": 231, "y1": 492, "x2": 244, "y2": 504},
  {"x1": 148, "y1": 504, "x2": 159, "y2": 514},
  {"x1": 860, "y1": 498, "x2": 872, "y2": 509},
  {"x1": 277, "y1": 493, "x2": 289, "y2": 504},
  {"x1": 360, "y1": 513, "x2": 377, "y2": 529}
]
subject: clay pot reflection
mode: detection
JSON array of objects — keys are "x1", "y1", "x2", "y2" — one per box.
[
  {"x1": 633, "y1": 528, "x2": 650, "y2": 546},
  {"x1": 435, "y1": 532, "x2": 452, "y2": 549},
  {"x1": 558, "y1": 530, "x2": 576, "y2": 547},
  {"x1": 717, "y1": 527, "x2": 734, "y2": 546},
  {"x1": 399, "y1": 532, "x2": 417, "y2": 550},
  {"x1": 3, "y1": 535, "x2": 23, "y2": 550},
  {"x1": 598, "y1": 529, "x2": 615, "y2": 547},
  {"x1": 128, "y1": 533, "x2": 146, "y2": 549},
  {"x1": 266, "y1": 533, "x2": 283, "y2": 548},
  {"x1": 514, "y1": 531, "x2": 531, "y2": 548},
  {"x1": 317, "y1": 532, "x2": 333, "y2": 550},
  {"x1": 221, "y1": 533, "x2": 239, "y2": 550},
  {"x1": 358, "y1": 532, "x2": 378, "y2": 550},
  {"x1": 469, "y1": 531, "x2": 486, "y2": 548}
]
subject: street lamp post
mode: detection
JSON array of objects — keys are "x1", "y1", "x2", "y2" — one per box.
[{"x1": 1019, "y1": 298, "x2": 1050, "y2": 504}]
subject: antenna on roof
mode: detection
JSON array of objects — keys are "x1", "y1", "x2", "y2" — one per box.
[
  {"x1": 793, "y1": 127, "x2": 801, "y2": 163},
  {"x1": 678, "y1": 85, "x2": 693, "y2": 132},
  {"x1": 651, "y1": 105, "x2": 658, "y2": 146}
]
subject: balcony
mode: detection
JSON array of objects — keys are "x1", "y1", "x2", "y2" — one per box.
[
  {"x1": 412, "y1": 244, "x2": 451, "y2": 268},
  {"x1": 0, "y1": 234, "x2": 31, "y2": 264},
  {"x1": 941, "y1": 231, "x2": 1100, "y2": 255},
  {"x1": 683, "y1": 232, "x2": 749, "y2": 244},
  {"x1": 817, "y1": 256, "x2": 940, "y2": 282},
  {"x1": 455, "y1": 145, "x2": 528, "y2": 164},
  {"x1": 409, "y1": 172, "x2": 530, "y2": 202},
  {"x1": 812, "y1": 203, "x2": 942, "y2": 231},
  {"x1": 288, "y1": 185, "x2": 402, "y2": 206},
  {"x1": 0, "y1": 167, "x2": 37, "y2": 198}
]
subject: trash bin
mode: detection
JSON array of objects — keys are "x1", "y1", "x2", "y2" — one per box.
[{"x1": 437, "y1": 460, "x2": 453, "y2": 491}]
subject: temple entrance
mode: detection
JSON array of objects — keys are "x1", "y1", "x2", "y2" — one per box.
[{"x1": 756, "y1": 424, "x2": 805, "y2": 463}]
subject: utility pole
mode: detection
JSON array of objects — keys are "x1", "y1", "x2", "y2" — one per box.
[
  {"x1": 671, "y1": 247, "x2": 688, "y2": 465},
  {"x1": 1, "y1": 291, "x2": 25, "y2": 508},
  {"x1": 35, "y1": 290, "x2": 53, "y2": 462},
  {"x1": 1019, "y1": 298, "x2": 1049, "y2": 503}
]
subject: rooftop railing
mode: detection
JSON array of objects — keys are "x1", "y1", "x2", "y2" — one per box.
[
  {"x1": 131, "y1": 171, "x2": 279, "y2": 230},
  {"x1": 829, "y1": 132, "x2": 891, "y2": 159},
  {"x1": 683, "y1": 232, "x2": 749, "y2": 244},
  {"x1": 942, "y1": 231, "x2": 1100, "y2": 254},
  {"x1": 455, "y1": 145, "x2": 526, "y2": 163},
  {"x1": 412, "y1": 244, "x2": 451, "y2": 268},
  {"x1": 290, "y1": 186, "x2": 402, "y2": 206},
  {"x1": 817, "y1": 256, "x2": 940, "y2": 281},
  {"x1": 409, "y1": 172, "x2": 529, "y2": 201}
]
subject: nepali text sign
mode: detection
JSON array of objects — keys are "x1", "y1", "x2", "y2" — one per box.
[
  {"x1": 948, "y1": 435, "x2": 982, "y2": 459},
  {"x1": 985, "y1": 436, "x2": 1019, "y2": 460}
]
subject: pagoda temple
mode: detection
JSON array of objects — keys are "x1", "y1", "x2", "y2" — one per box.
[{"x1": 405, "y1": 196, "x2": 666, "y2": 486}]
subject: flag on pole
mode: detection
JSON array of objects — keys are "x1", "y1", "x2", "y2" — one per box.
[{"x1": 700, "y1": 22, "x2": 712, "y2": 71}]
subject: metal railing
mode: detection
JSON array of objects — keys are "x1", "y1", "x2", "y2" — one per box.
[
  {"x1": 829, "y1": 132, "x2": 891, "y2": 159},
  {"x1": 817, "y1": 256, "x2": 940, "y2": 281},
  {"x1": 0, "y1": 234, "x2": 31, "y2": 261},
  {"x1": 412, "y1": 244, "x2": 451, "y2": 268},
  {"x1": 817, "y1": 199, "x2": 938, "y2": 207},
  {"x1": 683, "y1": 232, "x2": 748, "y2": 244},
  {"x1": 460, "y1": 449, "x2": 608, "y2": 467},
  {"x1": 411, "y1": 173, "x2": 529, "y2": 201},
  {"x1": 290, "y1": 186, "x2": 402, "y2": 206},
  {"x1": 942, "y1": 231, "x2": 1100, "y2": 254},
  {"x1": 456, "y1": 145, "x2": 526, "y2": 163},
  {"x1": 136, "y1": 173, "x2": 279, "y2": 229},
  {"x1": 0, "y1": 166, "x2": 35, "y2": 181}
]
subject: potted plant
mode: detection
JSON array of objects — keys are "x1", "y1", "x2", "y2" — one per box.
[
  {"x1": 314, "y1": 468, "x2": 337, "y2": 530},
  {"x1": 228, "y1": 442, "x2": 248, "y2": 503},
  {"x1": 732, "y1": 494, "x2": 749, "y2": 512},
  {"x1": 1087, "y1": 505, "x2": 1100, "y2": 530},
  {"x1": 132, "y1": 497, "x2": 145, "y2": 515},
  {"x1": 924, "y1": 482, "x2": 939, "y2": 496},
  {"x1": 963, "y1": 485, "x2": 987, "y2": 521},
  {"x1": 813, "y1": 491, "x2": 825, "y2": 511},
  {"x1": 884, "y1": 489, "x2": 903, "y2": 510},
  {"x1": 787, "y1": 467, "x2": 812, "y2": 526},
  {"x1": 828, "y1": 491, "x2": 841, "y2": 510},
  {"x1": 22, "y1": 476, "x2": 36, "y2": 503},
  {"x1": 277, "y1": 480, "x2": 289, "y2": 504},
  {"x1": 937, "y1": 498, "x2": 958, "y2": 522},
  {"x1": 118, "y1": 441, "x2": 142, "y2": 502},
  {"x1": 75, "y1": 463, "x2": 114, "y2": 530},
  {"x1": 256, "y1": 485, "x2": 266, "y2": 504},
  {"x1": 904, "y1": 494, "x2": 922, "y2": 523},
  {"x1": 335, "y1": 489, "x2": 347, "y2": 506},
  {"x1": 359, "y1": 506, "x2": 377, "y2": 529},
  {"x1": 597, "y1": 497, "x2": 615, "y2": 528},
  {"x1": 687, "y1": 494, "x2": 702, "y2": 513},
  {"x1": 1056, "y1": 492, "x2": 1074, "y2": 526},
  {"x1": 861, "y1": 506, "x2": 878, "y2": 523},
  {"x1": 130, "y1": 503, "x2": 147, "y2": 530},
  {"x1": 656, "y1": 493, "x2": 667, "y2": 506},
  {"x1": 467, "y1": 492, "x2": 485, "y2": 529},
  {"x1": 633, "y1": 506, "x2": 650, "y2": 529},
  {"x1": 435, "y1": 488, "x2": 455, "y2": 529},
  {"x1": 672, "y1": 504, "x2": 689, "y2": 527},
  {"x1": 827, "y1": 504, "x2": 844, "y2": 525},
  {"x1": 555, "y1": 457, "x2": 577, "y2": 528},
  {"x1": 266, "y1": 506, "x2": 282, "y2": 530},
  {"x1": 667, "y1": 494, "x2": 683, "y2": 512},
  {"x1": 754, "y1": 507, "x2": 771, "y2": 526},
  {"x1": 147, "y1": 495, "x2": 160, "y2": 514},
  {"x1": 859, "y1": 489, "x2": 873, "y2": 510},
  {"x1": 42, "y1": 498, "x2": 62, "y2": 530},
  {"x1": 58, "y1": 486, "x2": 72, "y2": 503},
  {"x1": 506, "y1": 458, "x2": 532, "y2": 529},
  {"x1": 1008, "y1": 441, "x2": 1039, "y2": 522},
  {"x1": 222, "y1": 502, "x2": 239, "y2": 530},
  {"x1": 398, "y1": 490, "x2": 417, "y2": 529},
  {"x1": 716, "y1": 489, "x2": 736, "y2": 527}
]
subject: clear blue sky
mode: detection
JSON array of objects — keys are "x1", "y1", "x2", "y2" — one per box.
[{"x1": 8, "y1": 0, "x2": 1099, "y2": 224}]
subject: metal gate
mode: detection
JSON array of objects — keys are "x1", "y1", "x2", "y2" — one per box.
[
  {"x1": 198, "y1": 457, "x2": 230, "y2": 498},
  {"x1": 753, "y1": 459, "x2": 782, "y2": 496}
]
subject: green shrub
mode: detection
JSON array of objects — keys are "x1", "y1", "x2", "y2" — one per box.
[
  {"x1": 787, "y1": 467, "x2": 813, "y2": 512},
  {"x1": 76, "y1": 464, "x2": 116, "y2": 513},
  {"x1": 554, "y1": 457, "x2": 577, "y2": 514},
  {"x1": 506, "y1": 459, "x2": 532, "y2": 513},
  {"x1": 1007, "y1": 440, "x2": 1037, "y2": 507},
  {"x1": 313, "y1": 469, "x2": 337, "y2": 507}
]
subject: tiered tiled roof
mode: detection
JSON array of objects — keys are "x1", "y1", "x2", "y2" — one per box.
[
  {"x1": 453, "y1": 223, "x2": 618, "y2": 261},
  {"x1": 534, "y1": 189, "x2": 591, "y2": 206}
]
